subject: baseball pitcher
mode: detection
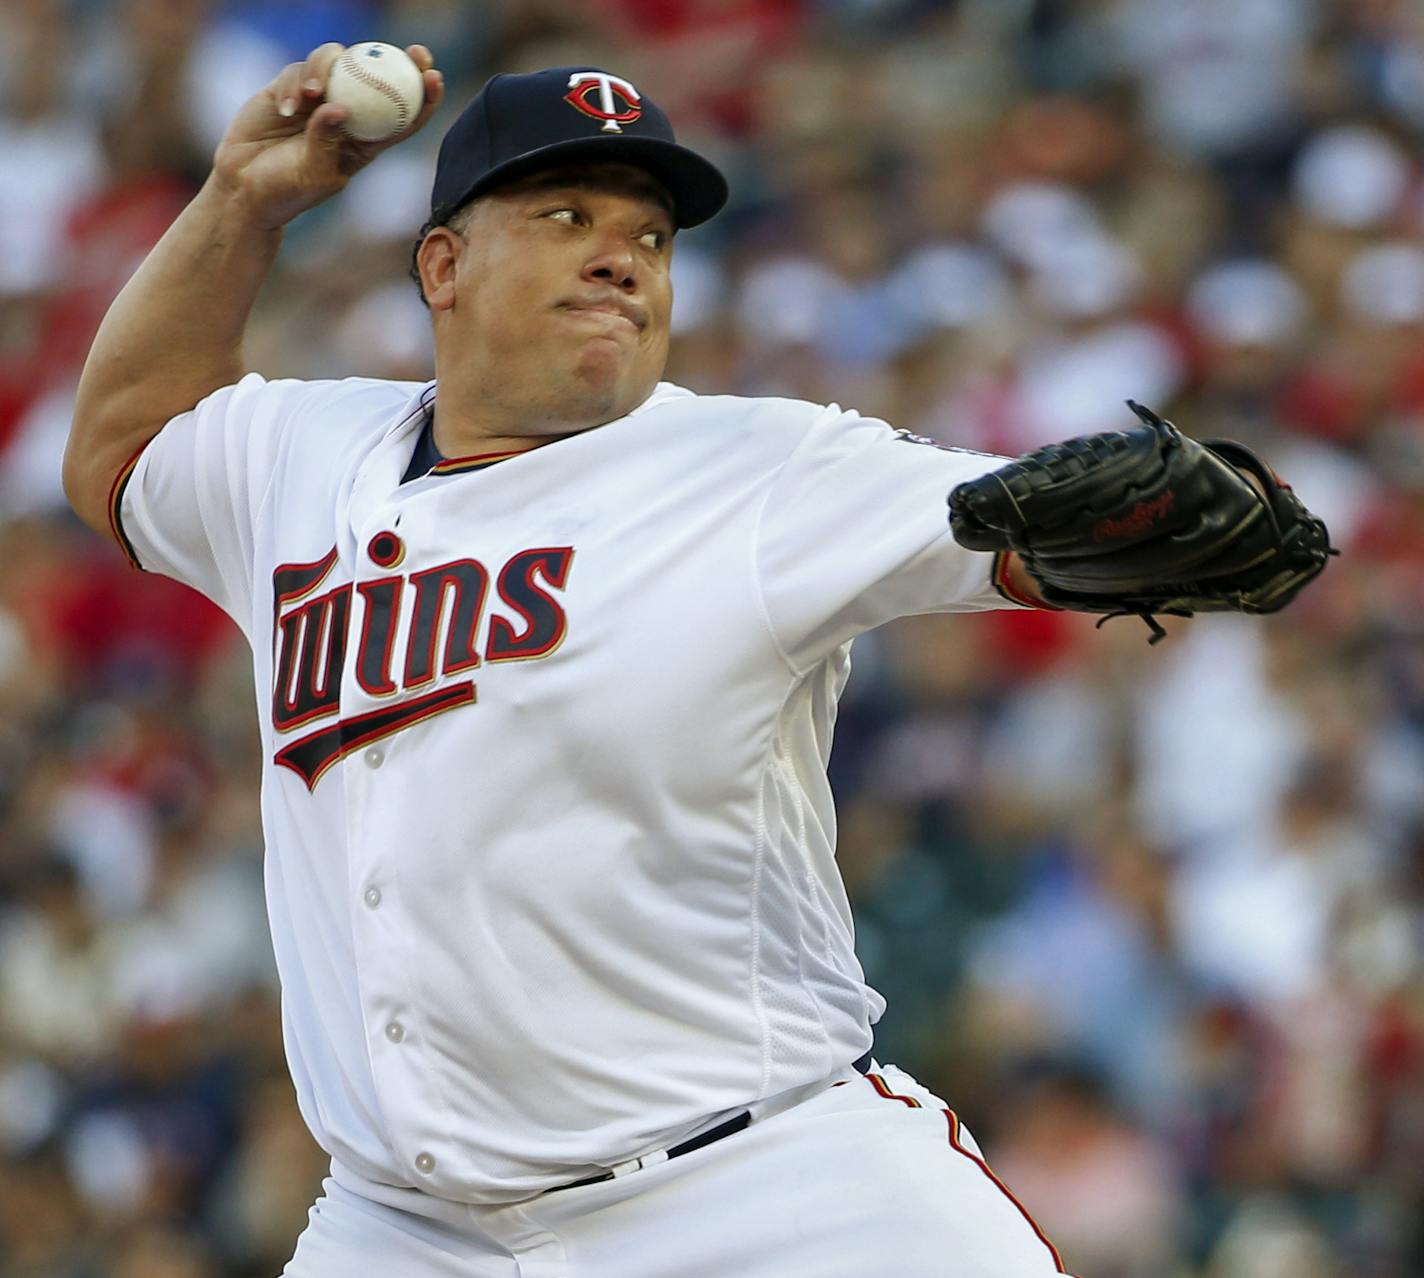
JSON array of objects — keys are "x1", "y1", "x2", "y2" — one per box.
[{"x1": 63, "y1": 44, "x2": 1330, "y2": 1278}]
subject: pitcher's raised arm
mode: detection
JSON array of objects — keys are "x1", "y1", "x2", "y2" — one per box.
[{"x1": 62, "y1": 42, "x2": 443, "y2": 534}]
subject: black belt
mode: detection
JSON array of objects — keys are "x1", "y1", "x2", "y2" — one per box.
[{"x1": 547, "y1": 1049, "x2": 874, "y2": 1194}]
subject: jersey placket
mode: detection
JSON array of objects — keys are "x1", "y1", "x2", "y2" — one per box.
[{"x1": 342, "y1": 450, "x2": 456, "y2": 1190}]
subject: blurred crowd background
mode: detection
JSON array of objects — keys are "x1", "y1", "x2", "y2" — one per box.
[{"x1": 1, "y1": 0, "x2": 1422, "y2": 1275}]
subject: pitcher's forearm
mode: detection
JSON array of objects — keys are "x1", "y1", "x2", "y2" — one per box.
[
  {"x1": 65, "y1": 177, "x2": 282, "y2": 523},
  {"x1": 62, "y1": 41, "x2": 443, "y2": 535},
  {"x1": 80, "y1": 176, "x2": 281, "y2": 403}
]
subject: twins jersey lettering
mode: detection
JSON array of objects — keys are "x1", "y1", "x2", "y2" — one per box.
[
  {"x1": 115, "y1": 376, "x2": 1012, "y2": 1204},
  {"x1": 270, "y1": 540, "x2": 572, "y2": 787}
]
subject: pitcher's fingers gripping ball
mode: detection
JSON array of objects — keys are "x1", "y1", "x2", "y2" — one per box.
[
  {"x1": 948, "y1": 402, "x2": 1337, "y2": 642},
  {"x1": 325, "y1": 42, "x2": 427, "y2": 141}
]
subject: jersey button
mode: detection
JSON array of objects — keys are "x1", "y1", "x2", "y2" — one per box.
[
  {"x1": 365, "y1": 748, "x2": 385, "y2": 769},
  {"x1": 385, "y1": 1021, "x2": 405, "y2": 1043},
  {"x1": 363, "y1": 887, "x2": 382, "y2": 909},
  {"x1": 415, "y1": 1152, "x2": 436, "y2": 1174}
]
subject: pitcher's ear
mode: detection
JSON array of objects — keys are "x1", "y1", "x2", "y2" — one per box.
[{"x1": 418, "y1": 226, "x2": 464, "y2": 311}]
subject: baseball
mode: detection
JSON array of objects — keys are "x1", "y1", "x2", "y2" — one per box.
[{"x1": 325, "y1": 42, "x2": 425, "y2": 142}]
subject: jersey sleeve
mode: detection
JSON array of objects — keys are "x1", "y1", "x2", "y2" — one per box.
[
  {"x1": 755, "y1": 405, "x2": 1019, "y2": 673},
  {"x1": 111, "y1": 373, "x2": 315, "y2": 632}
]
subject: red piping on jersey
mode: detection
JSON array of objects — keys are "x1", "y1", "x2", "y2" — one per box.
[
  {"x1": 942, "y1": 1108, "x2": 1068, "y2": 1274},
  {"x1": 860, "y1": 1075, "x2": 1067, "y2": 1273},
  {"x1": 107, "y1": 441, "x2": 150, "y2": 571},
  {"x1": 865, "y1": 1072, "x2": 922, "y2": 1108},
  {"x1": 429, "y1": 449, "x2": 527, "y2": 476}
]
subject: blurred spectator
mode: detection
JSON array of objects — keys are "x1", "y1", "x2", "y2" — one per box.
[
  {"x1": 0, "y1": 853, "x2": 120, "y2": 1068},
  {"x1": 1205, "y1": 1196, "x2": 1341, "y2": 1278},
  {"x1": 989, "y1": 1061, "x2": 1184, "y2": 1278}
]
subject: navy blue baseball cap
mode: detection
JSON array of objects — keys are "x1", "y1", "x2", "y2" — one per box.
[{"x1": 429, "y1": 67, "x2": 729, "y2": 229}]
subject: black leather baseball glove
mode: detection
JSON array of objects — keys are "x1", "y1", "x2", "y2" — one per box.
[{"x1": 947, "y1": 402, "x2": 1336, "y2": 642}]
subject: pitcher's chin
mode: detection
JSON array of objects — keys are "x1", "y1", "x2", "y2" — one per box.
[{"x1": 569, "y1": 353, "x2": 654, "y2": 420}]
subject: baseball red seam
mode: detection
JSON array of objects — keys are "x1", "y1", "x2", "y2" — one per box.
[{"x1": 337, "y1": 49, "x2": 413, "y2": 130}]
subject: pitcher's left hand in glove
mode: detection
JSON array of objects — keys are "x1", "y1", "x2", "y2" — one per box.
[{"x1": 947, "y1": 402, "x2": 1337, "y2": 642}]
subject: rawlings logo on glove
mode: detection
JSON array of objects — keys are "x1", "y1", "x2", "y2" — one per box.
[
  {"x1": 947, "y1": 402, "x2": 1337, "y2": 643},
  {"x1": 1093, "y1": 491, "x2": 1175, "y2": 542}
]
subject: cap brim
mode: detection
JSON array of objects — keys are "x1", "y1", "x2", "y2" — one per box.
[{"x1": 441, "y1": 135, "x2": 728, "y2": 229}]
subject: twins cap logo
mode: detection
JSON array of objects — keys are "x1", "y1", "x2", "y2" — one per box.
[{"x1": 564, "y1": 71, "x2": 642, "y2": 133}]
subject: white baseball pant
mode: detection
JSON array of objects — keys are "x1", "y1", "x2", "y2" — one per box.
[{"x1": 283, "y1": 1063, "x2": 1072, "y2": 1278}]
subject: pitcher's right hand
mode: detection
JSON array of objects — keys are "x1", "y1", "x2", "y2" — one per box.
[{"x1": 211, "y1": 42, "x2": 444, "y2": 230}]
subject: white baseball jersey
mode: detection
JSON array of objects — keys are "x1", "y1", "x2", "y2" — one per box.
[{"x1": 113, "y1": 375, "x2": 1014, "y2": 1204}]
